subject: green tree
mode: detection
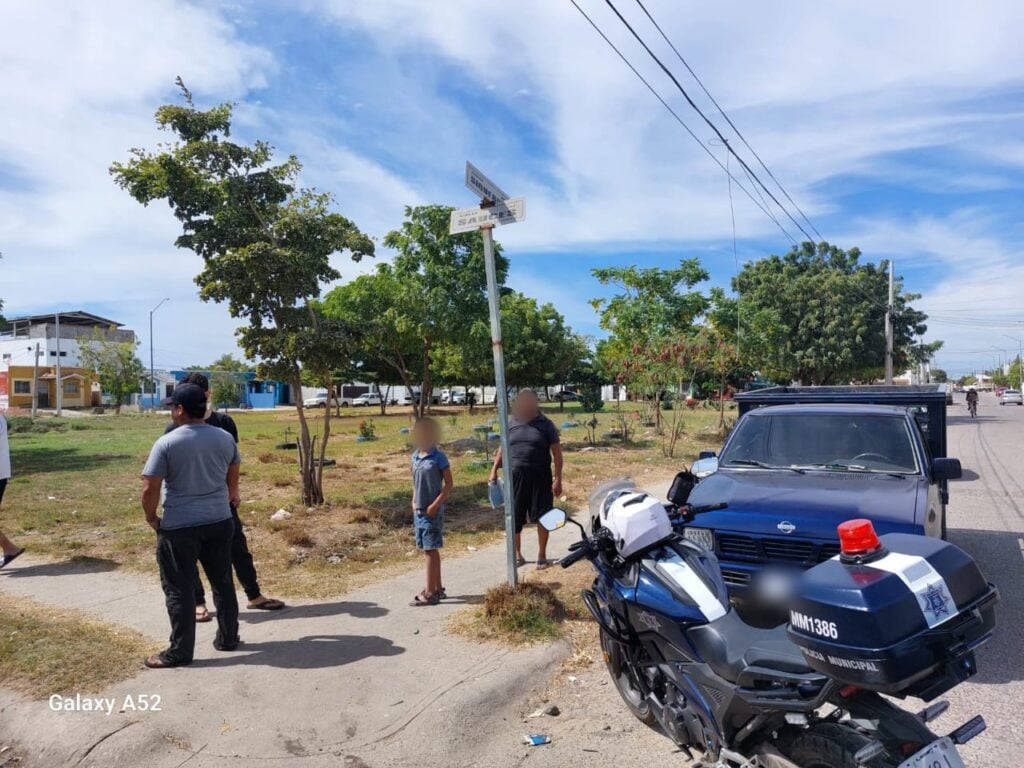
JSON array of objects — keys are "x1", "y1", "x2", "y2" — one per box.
[
  {"x1": 78, "y1": 332, "x2": 145, "y2": 414},
  {"x1": 929, "y1": 368, "x2": 948, "y2": 383},
  {"x1": 322, "y1": 267, "x2": 424, "y2": 415},
  {"x1": 734, "y1": 242, "x2": 933, "y2": 384},
  {"x1": 111, "y1": 81, "x2": 373, "y2": 504},
  {"x1": 592, "y1": 260, "x2": 709, "y2": 428},
  {"x1": 325, "y1": 204, "x2": 507, "y2": 418}
]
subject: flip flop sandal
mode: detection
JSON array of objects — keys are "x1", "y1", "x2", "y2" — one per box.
[
  {"x1": 409, "y1": 591, "x2": 440, "y2": 607},
  {"x1": 0, "y1": 548, "x2": 25, "y2": 569},
  {"x1": 195, "y1": 606, "x2": 213, "y2": 623},
  {"x1": 247, "y1": 598, "x2": 285, "y2": 611},
  {"x1": 515, "y1": 556, "x2": 527, "y2": 568},
  {"x1": 535, "y1": 559, "x2": 552, "y2": 571},
  {"x1": 438, "y1": 587, "x2": 448, "y2": 600}
]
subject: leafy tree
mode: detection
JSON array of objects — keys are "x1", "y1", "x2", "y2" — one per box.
[
  {"x1": 325, "y1": 204, "x2": 507, "y2": 418},
  {"x1": 322, "y1": 268, "x2": 424, "y2": 414},
  {"x1": 734, "y1": 242, "x2": 933, "y2": 384},
  {"x1": 78, "y1": 332, "x2": 145, "y2": 414},
  {"x1": 929, "y1": 368, "x2": 948, "y2": 383},
  {"x1": 592, "y1": 260, "x2": 709, "y2": 428},
  {"x1": 209, "y1": 354, "x2": 251, "y2": 372},
  {"x1": 111, "y1": 81, "x2": 373, "y2": 505}
]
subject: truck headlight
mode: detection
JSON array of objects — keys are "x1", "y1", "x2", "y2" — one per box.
[{"x1": 684, "y1": 527, "x2": 715, "y2": 552}]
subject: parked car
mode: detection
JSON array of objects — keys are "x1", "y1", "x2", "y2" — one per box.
[
  {"x1": 999, "y1": 388, "x2": 1023, "y2": 405},
  {"x1": 353, "y1": 392, "x2": 383, "y2": 407},
  {"x1": 684, "y1": 385, "x2": 960, "y2": 603},
  {"x1": 441, "y1": 389, "x2": 467, "y2": 405},
  {"x1": 303, "y1": 391, "x2": 345, "y2": 408},
  {"x1": 555, "y1": 389, "x2": 579, "y2": 402}
]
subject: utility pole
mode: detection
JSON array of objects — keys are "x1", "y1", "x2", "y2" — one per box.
[
  {"x1": 884, "y1": 260, "x2": 895, "y2": 385},
  {"x1": 1004, "y1": 335, "x2": 1023, "y2": 391},
  {"x1": 31, "y1": 343, "x2": 40, "y2": 417},
  {"x1": 149, "y1": 298, "x2": 170, "y2": 411},
  {"x1": 54, "y1": 312, "x2": 62, "y2": 416}
]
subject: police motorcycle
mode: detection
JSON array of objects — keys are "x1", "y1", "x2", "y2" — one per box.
[{"x1": 538, "y1": 479, "x2": 998, "y2": 767}]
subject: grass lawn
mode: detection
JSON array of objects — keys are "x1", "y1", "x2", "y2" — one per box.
[
  {"x1": 0, "y1": 402, "x2": 732, "y2": 599},
  {"x1": 0, "y1": 592, "x2": 156, "y2": 698}
]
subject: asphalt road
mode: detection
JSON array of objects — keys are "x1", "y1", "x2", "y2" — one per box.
[
  {"x1": 501, "y1": 392, "x2": 1024, "y2": 767},
  {"x1": 929, "y1": 392, "x2": 1024, "y2": 766}
]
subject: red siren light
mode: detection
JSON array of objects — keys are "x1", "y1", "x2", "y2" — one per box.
[{"x1": 838, "y1": 518, "x2": 881, "y2": 556}]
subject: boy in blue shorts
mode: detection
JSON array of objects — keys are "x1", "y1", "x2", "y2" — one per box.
[{"x1": 409, "y1": 418, "x2": 453, "y2": 606}]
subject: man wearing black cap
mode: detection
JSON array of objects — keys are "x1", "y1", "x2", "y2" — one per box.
[
  {"x1": 166, "y1": 372, "x2": 284, "y2": 620},
  {"x1": 141, "y1": 383, "x2": 241, "y2": 668}
]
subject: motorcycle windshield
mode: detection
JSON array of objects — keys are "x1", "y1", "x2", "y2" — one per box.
[{"x1": 589, "y1": 478, "x2": 637, "y2": 532}]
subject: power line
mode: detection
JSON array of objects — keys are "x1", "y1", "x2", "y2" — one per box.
[
  {"x1": 631, "y1": 0, "x2": 824, "y2": 241},
  {"x1": 600, "y1": 0, "x2": 818, "y2": 244},
  {"x1": 567, "y1": 0, "x2": 799, "y2": 245}
]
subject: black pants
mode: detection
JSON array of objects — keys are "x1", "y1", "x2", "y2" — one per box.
[
  {"x1": 156, "y1": 518, "x2": 239, "y2": 664},
  {"x1": 195, "y1": 505, "x2": 261, "y2": 604}
]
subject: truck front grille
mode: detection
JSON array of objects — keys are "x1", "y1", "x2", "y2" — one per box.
[
  {"x1": 720, "y1": 568, "x2": 751, "y2": 586},
  {"x1": 717, "y1": 534, "x2": 760, "y2": 559},
  {"x1": 761, "y1": 538, "x2": 815, "y2": 562},
  {"x1": 717, "y1": 534, "x2": 838, "y2": 566}
]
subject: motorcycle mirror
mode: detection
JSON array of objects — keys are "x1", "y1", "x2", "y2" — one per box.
[
  {"x1": 538, "y1": 508, "x2": 568, "y2": 532},
  {"x1": 692, "y1": 456, "x2": 719, "y2": 479}
]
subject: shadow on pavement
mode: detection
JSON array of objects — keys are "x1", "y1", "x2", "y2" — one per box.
[
  {"x1": 946, "y1": 527, "x2": 1024, "y2": 686},
  {"x1": 952, "y1": 468, "x2": 980, "y2": 482},
  {"x1": 193, "y1": 634, "x2": 405, "y2": 669},
  {"x1": 0, "y1": 556, "x2": 120, "y2": 578},
  {"x1": 242, "y1": 600, "x2": 388, "y2": 624}
]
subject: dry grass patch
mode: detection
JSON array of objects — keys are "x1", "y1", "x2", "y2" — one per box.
[
  {"x1": 449, "y1": 580, "x2": 574, "y2": 645},
  {"x1": 0, "y1": 593, "x2": 155, "y2": 698}
]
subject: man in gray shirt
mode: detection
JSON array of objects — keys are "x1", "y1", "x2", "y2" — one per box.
[{"x1": 141, "y1": 383, "x2": 241, "y2": 668}]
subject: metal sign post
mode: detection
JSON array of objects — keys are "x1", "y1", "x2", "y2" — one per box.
[
  {"x1": 481, "y1": 224, "x2": 518, "y2": 587},
  {"x1": 450, "y1": 161, "x2": 526, "y2": 587}
]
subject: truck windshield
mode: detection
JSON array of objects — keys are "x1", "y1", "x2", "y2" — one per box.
[{"x1": 720, "y1": 414, "x2": 919, "y2": 474}]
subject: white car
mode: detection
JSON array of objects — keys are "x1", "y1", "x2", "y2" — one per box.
[
  {"x1": 353, "y1": 392, "x2": 383, "y2": 407},
  {"x1": 999, "y1": 389, "x2": 1023, "y2": 405},
  {"x1": 303, "y1": 392, "x2": 336, "y2": 408}
]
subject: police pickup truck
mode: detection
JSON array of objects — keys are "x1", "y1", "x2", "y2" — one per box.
[{"x1": 682, "y1": 385, "x2": 962, "y2": 599}]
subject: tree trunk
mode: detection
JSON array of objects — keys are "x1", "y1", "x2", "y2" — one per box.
[
  {"x1": 316, "y1": 376, "x2": 332, "y2": 503},
  {"x1": 420, "y1": 340, "x2": 432, "y2": 416},
  {"x1": 378, "y1": 385, "x2": 390, "y2": 416},
  {"x1": 293, "y1": 374, "x2": 323, "y2": 506}
]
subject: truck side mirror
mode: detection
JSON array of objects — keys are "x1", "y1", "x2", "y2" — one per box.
[
  {"x1": 698, "y1": 450, "x2": 717, "y2": 460},
  {"x1": 932, "y1": 458, "x2": 962, "y2": 482}
]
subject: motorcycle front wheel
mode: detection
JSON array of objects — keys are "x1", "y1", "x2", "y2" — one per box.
[
  {"x1": 600, "y1": 629, "x2": 656, "y2": 726},
  {"x1": 782, "y1": 723, "x2": 890, "y2": 768}
]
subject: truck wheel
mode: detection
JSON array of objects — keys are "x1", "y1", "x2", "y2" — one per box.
[{"x1": 782, "y1": 723, "x2": 886, "y2": 768}]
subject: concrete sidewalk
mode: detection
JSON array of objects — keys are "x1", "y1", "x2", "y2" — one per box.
[{"x1": 0, "y1": 540, "x2": 570, "y2": 768}]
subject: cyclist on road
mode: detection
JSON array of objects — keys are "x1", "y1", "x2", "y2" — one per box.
[{"x1": 966, "y1": 387, "x2": 979, "y2": 417}]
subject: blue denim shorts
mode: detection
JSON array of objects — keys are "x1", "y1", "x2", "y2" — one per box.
[{"x1": 414, "y1": 510, "x2": 444, "y2": 551}]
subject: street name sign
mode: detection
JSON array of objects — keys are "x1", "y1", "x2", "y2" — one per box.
[
  {"x1": 448, "y1": 197, "x2": 526, "y2": 234},
  {"x1": 465, "y1": 161, "x2": 509, "y2": 203}
]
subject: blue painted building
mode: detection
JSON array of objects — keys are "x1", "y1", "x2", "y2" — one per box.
[{"x1": 165, "y1": 370, "x2": 293, "y2": 410}]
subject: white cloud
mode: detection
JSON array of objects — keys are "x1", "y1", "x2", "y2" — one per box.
[{"x1": 2, "y1": 0, "x2": 1023, "y2": 368}]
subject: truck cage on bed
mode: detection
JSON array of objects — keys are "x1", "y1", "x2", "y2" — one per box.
[{"x1": 733, "y1": 385, "x2": 952, "y2": 460}]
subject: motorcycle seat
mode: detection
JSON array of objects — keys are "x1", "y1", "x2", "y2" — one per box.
[{"x1": 687, "y1": 609, "x2": 813, "y2": 684}]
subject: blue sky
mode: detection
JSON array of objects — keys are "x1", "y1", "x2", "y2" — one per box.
[{"x1": 2, "y1": 0, "x2": 1023, "y2": 377}]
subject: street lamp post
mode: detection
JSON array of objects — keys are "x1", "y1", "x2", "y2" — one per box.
[{"x1": 149, "y1": 298, "x2": 170, "y2": 411}]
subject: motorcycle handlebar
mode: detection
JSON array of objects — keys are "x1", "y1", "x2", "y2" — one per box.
[
  {"x1": 687, "y1": 502, "x2": 728, "y2": 515},
  {"x1": 560, "y1": 543, "x2": 592, "y2": 568}
]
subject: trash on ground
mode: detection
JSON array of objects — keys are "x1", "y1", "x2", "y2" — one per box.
[
  {"x1": 270, "y1": 509, "x2": 292, "y2": 521},
  {"x1": 523, "y1": 734, "x2": 551, "y2": 746}
]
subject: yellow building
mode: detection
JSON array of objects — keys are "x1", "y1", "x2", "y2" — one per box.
[{"x1": 3, "y1": 365, "x2": 94, "y2": 409}]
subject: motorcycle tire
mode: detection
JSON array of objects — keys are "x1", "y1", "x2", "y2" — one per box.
[
  {"x1": 782, "y1": 723, "x2": 890, "y2": 768},
  {"x1": 600, "y1": 629, "x2": 656, "y2": 726}
]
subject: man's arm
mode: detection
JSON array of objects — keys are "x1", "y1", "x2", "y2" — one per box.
[
  {"x1": 141, "y1": 476, "x2": 163, "y2": 531},
  {"x1": 227, "y1": 463, "x2": 241, "y2": 509},
  {"x1": 488, "y1": 447, "x2": 503, "y2": 483},
  {"x1": 551, "y1": 442, "x2": 564, "y2": 497}
]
